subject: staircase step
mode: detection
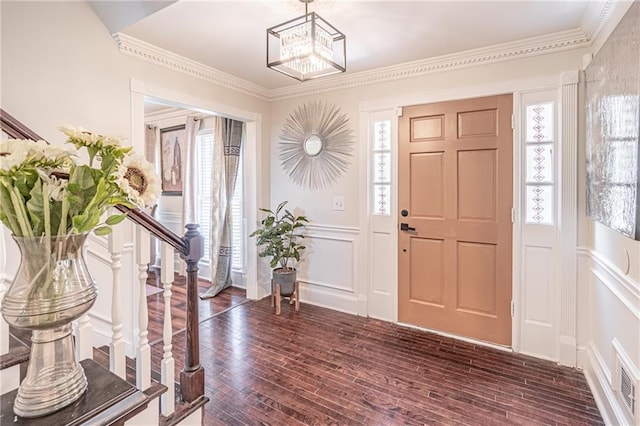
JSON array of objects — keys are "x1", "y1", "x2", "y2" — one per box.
[
  {"x1": 160, "y1": 395, "x2": 209, "y2": 426},
  {"x1": 1, "y1": 334, "x2": 30, "y2": 394},
  {"x1": 1, "y1": 359, "x2": 150, "y2": 425},
  {"x1": 95, "y1": 345, "x2": 207, "y2": 425},
  {"x1": 0, "y1": 337, "x2": 29, "y2": 371}
]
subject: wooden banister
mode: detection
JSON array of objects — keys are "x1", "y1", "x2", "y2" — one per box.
[
  {"x1": 2, "y1": 111, "x2": 206, "y2": 410},
  {"x1": 1, "y1": 109, "x2": 43, "y2": 141},
  {"x1": 114, "y1": 205, "x2": 188, "y2": 255}
]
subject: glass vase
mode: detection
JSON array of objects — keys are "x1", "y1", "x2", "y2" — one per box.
[{"x1": 1, "y1": 233, "x2": 98, "y2": 418}]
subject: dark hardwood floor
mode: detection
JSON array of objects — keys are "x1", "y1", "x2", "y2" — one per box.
[
  {"x1": 145, "y1": 270, "x2": 248, "y2": 345},
  {"x1": 150, "y1": 288, "x2": 603, "y2": 426},
  {"x1": 9, "y1": 272, "x2": 603, "y2": 425}
]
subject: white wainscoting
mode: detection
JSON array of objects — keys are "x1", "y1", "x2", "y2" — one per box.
[
  {"x1": 578, "y1": 247, "x2": 640, "y2": 426},
  {"x1": 369, "y1": 231, "x2": 395, "y2": 321},
  {"x1": 295, "y1": 224, "x2": 360, "y2": 314}
]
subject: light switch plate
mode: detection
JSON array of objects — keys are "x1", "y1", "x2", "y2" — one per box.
[{"x1": 333, "y1": 196, "x2": 345, "y2": 211}]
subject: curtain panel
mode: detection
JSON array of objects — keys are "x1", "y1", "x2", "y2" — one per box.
[{"x1": 201, "y1": 117, "x2": 243, "y2": 299}]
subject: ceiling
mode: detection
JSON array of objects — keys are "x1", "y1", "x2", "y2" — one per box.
[{"x1": 92, "y1": 0, "x2": 596, "y2": 91}]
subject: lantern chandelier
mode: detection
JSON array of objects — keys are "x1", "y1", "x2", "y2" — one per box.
[{"x1": 267, "y1": 0, "x2": 346, "y2": 82}]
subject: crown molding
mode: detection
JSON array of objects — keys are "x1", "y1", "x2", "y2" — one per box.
[
  {"x1": 269, "y1": 27, "x2": 590, "y2": 101},
  {"x1": 113, "y1": 33, "x2": 271, "y2": 101},
  {"x1": 114, "y1": 12, "x2": 612, "y2": 103},
  {"x1": 588, "y1": 0, "x2": 635, "y2": 55},
  {"x1": 581, "y1": 0, "x2": 616, "y2": 42}
]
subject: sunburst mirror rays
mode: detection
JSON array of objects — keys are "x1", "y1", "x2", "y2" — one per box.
[{"x1": 279, "y1": 101, "x2": 355, "y2": 190}]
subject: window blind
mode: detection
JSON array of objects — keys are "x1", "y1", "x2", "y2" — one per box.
[
  {"x1": 195, "y1": 131, "x2": 244, "y2": 272},
  {"x1": 231, "y1": 148, "x2": 244, "y2": 271}
]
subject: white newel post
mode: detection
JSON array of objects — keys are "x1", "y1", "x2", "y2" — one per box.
[
  {"x1": 160, "y1": 242, "x2": 175, "y2": 415},
  {"x1": 108, "y1": 229, "x2": 126, "y2": 378},
  {"x1": 558, "y1": 70, "x2": 579, "y2": 366},
  {"x1": 135, "y1": 227, "x2": 152, "y2": 389}
]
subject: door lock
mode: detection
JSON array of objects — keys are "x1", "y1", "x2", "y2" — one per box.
[{"x1": 400, "y1": 223, "x2": 416, "y2": 232}]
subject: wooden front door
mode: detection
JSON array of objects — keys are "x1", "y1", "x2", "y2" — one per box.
[{"x1": 398, "y1": 95, "x2": 513, "y2": 346}]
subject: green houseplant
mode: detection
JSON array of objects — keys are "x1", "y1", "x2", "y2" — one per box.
[{"x1": 250, "y1": 201, "x2": 309, "y2": 295}]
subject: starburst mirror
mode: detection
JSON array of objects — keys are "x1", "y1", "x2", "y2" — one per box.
[{"x1": 279, "y1": 101, "x2": 354, "y2": 190}]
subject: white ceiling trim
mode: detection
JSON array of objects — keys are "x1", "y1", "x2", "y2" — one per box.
[
  {"x1": 270, "y1": 28, "x2": 590, "y2": 101},
  {"x1": 113, "y1": 0, "x2": 615, "y2": 103},
  {"x1": 113, "y1": 33, "x2": 271, "y2": 101},
  {"x1": 581, "y1": 0, "x2": 615, "y2": 41}
]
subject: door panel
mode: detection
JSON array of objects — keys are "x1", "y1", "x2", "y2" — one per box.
[
  {"x1": 410, "y1": 152, "x2": 445, "y2": 218},
  {"x1": 398, "y1": 94, "x2": 513, "y2": 346},
  {"x1": 411, "y1": 115, "x2": 445, "y2": 141},
  {"x1": 457, "y1": 241, "x2": 497, "y2": 316},
  {"x1": 409, "y1": 238, "x2": 445, "y2": 306},
  {"x1": 457, "y1": 109, "x2": 497, "y2": 138},
  {"x1": 457, "y1": 149, "x2": 497, "y2": 221}
]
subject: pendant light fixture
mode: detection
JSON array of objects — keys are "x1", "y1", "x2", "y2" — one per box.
[{"x1": 267, "y1": 0, "x2": 346, "y2": 82}]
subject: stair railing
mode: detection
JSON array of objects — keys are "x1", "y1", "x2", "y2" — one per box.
[{"x1": 1, "y1": 109, "x2": 207, "y2": 420}]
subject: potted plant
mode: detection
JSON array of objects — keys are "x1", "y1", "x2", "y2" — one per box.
[{"x1": 250, "y1": 201, "x2": 309, "y2": 296}]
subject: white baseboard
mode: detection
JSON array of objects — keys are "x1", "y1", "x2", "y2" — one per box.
[
  {"x1": 584, "y1": 342, "x2": 632, "y2": 426},
  {"x1": 558, "y1": 335, "x2": 578, "y2": 367},
  {"x1": 298, "y1": 281, "x2": 359, "y2": 315}
]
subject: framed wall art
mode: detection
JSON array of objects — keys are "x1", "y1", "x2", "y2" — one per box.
[
  {"x1": 279, "y1": 101, "x2": 354, "y2": 190},
  {"x1": 160, "y1": 124, "x2": 185, "y2": 195},
  {"x1": 585, "y1": 2, "x2": 639, "y2": 240}
]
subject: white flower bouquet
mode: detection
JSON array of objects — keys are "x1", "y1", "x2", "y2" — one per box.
[{"x1": 0, "y1": 126, "x2": 160, "y2": 238}]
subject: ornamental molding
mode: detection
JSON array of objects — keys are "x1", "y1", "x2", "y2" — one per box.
[
  {"x1": 113, "y1": 33, "x2": 271, "y2": 101},
  {"x1": 581, "y1": 0, "x2": 615, "y2": 42},
  {"x1": 270, "y1": 28, "x2": 590, "y2": 101},
  {"x1": 114, "y1": 0, "x2": 616, "y2": 103},
  {"x1": 561, "y1": 70, "x2": 580, "y2": 86}
]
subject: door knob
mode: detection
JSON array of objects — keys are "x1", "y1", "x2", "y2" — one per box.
[{"x1": 400, "y1": 223, "x2": 415, "y2": 232}]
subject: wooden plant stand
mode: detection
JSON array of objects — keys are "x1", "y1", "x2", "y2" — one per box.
[{"x1": 271, "y1": 280, "x2": 300, "y2": 315}]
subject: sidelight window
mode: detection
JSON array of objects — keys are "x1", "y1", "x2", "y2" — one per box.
[
  {"x1": 524, "y1": 102, "x2": 555, "y2": 225},
  {"x1": 372, "y1": 120, "x2": 392, "y2": 216}
]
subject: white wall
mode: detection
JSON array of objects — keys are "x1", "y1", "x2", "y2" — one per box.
[
  {"x1": 575, "y1": 3, "x2": 640, "y2": 425},
  {"x1": 0, "y1": 1, "x2": 270, "y2": 352},
  {"x1": 269, "y1": 47, "x2": 591, "y2": 314},
  {"x1": 0, "y1": 0, "x2": 270, "y2": 263},
  {"x1": 3, "y1": 2, "x2": 638, "y2": 421}
]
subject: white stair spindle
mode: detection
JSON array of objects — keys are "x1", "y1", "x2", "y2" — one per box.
[
  {"x1": 0, "y1": 282, "x2": 8, "y2": 355},
  {"x1": 108, "y1": 229, "x2": 126, "y2": 378},
  {"x1": 74, "y1": 313, "x2": 93, "y2": 361},
  {"x1": 135, "y1": 227, "x2": 151, "y2": 389},
  {"x1": 160, "y1": 242, "x2": 175, "y2": 415},
  {"x1": 0, "y1": 231, "x2": 7, "y2": 356}
]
